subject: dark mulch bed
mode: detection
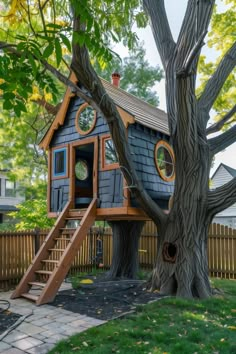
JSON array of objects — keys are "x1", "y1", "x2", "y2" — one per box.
[
  {"x1": 0, "y1": 303, "x2": 21, "y2": 336},
  {"x1": 51, "y1": 278, "x2": 164, "y2": 320}
]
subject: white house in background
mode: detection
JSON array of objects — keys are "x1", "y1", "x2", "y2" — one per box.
[
  {"x1": 0, "y1": 170, "x2": 25, "y2": 224},
  {"x1": 211, "y1": 163, "x2": 236, "y2": 228}
]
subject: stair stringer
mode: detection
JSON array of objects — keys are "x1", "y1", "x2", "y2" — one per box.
[
  {"x1": 11, "y1": 200, "x2": 72, "y2": 299},
  {"x1": 36, "y1": 198, "x2": 97, "y2": 305}
]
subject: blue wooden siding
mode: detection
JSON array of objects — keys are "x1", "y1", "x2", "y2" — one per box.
[
  {"x1": 98, "y1": 169, "x2": 123, "y2": 208},
  {"x1": 50, "y1": 97, "x2": 123, "y2": 211},
  {"x1": 51, "y1": 178, "x2": 69, "y2": 212},
  {"x1": 49, "y1": 97, "x2": 174, "y2": 212},
  {"x1": 51, "y1": 96, "x2": 109, "y2": 147},
  {"x1": 128, "y1": 123, "x2": 174, "y2": 208}
]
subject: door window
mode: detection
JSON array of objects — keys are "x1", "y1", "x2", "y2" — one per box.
[{"x1": 75, "y1": 160, "x2": 89, "y2": 180}]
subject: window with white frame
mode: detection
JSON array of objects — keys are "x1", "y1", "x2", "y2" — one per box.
[{"x1": 5, "y1": 180, "x2": 16, "y2": 197}]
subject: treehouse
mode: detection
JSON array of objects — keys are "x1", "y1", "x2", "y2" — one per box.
[
  {"x1": 11, "y1": 72, "x2": 175, "y2": 305},
  {"x1": 41, "y1": 72, "x2": 174, "y2": 219}
]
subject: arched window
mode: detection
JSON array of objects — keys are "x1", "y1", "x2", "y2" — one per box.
[
  {"x1": 154, "y1": 140, "x2": 175, "y2": 182},
  {"x1": 75, "y1": 103, "x2": 96, "y2": 135}
]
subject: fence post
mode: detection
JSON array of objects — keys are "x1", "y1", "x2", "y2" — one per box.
[{"x1": 34, "y1": 227, "x2": 40, "y2": 255}]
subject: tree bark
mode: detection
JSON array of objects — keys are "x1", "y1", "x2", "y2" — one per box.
[
  {"x1": 107, "y1": 221, "x2": 145, "y2": 279},
  {"x1": 151, "y1": 111, "x2": 212, "y2": 298},
  {"x1": 151, "y1": 215, "x2": 212, "y2": 298}
]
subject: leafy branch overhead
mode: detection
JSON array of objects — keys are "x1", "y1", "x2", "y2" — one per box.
[{"x1": 0, "y1": 0, "x2": 148, "y2": 116}]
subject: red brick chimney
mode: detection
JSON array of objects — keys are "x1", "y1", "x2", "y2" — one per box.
[{"x1": 111, "y1": 72, "x2": 121, "y2": 87}]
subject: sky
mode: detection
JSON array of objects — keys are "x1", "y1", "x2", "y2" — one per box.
[{"x1": 117, "y1": 0, "x2": 235, "y2": 176}]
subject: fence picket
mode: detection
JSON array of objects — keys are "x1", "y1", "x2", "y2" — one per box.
[{"x1": 0, "y1": 222, "x2": 236, "y2": 290}]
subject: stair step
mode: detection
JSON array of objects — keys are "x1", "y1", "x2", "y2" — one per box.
[
  {"x1": 68, "y1": 209, "x2": 86, "y2": 218},
  {"x1": 28, "y1": 282, "x2": 46, "y2": 288},
  {"x1": 48, "y1": 248, "x2": 65, "y2": 252},
  {"x1": 66, "y1": 216, "x2": 81, "y2": 220},
  {"x1": 21, "y1": 293, "x2": 39, "y2": 302},
  {"x1": 35, "y1": 270, "x2": 53, "y2": 275},
  {"x1": 69, "y1": 209, "x2": 87, "y2": 212},
  {"x1": 54, "y1": 237, "x2": 71, "y2": 241},
  {"x1": 60, "y1": 228, "x2": 76, "y2": 232},
  {"x1": 41, "y1": 260, "x2": 59, "y2": 264}
]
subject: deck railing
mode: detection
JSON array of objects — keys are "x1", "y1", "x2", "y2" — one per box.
[{"x1": 0, "y1": 222, "x2": 235, "y2": 290}]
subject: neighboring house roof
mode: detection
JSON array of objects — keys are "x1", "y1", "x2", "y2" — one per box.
[
  {"x1": 211, "y1": 163, "x2": 236, "y2": 180},
  {"x1": 0, "y1": 205, "x2": 17, "y2": 212},
  {"x1": 222, "y1": 164, "x2": 236, "y2": 178},
  {"x1": 39, "y1": 73, "x2": 169, "y2": 150}
]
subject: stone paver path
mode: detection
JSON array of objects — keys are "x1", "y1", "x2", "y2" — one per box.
[{"x1": 0, "y1": 283, "x2": 106, "y2": 354}]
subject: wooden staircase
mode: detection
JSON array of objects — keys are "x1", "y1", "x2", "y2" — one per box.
[{"x1": 11, "y1": 198, "x2": 97, "y2": 305}]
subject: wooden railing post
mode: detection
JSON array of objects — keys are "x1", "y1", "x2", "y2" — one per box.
[{"x1": 34, "y1": 227, "x2": 40, "y2": 255}]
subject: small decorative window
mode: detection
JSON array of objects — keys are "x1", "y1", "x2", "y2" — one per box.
[
  {"x1": 155, "y1": 140, "x2": 175, "y2": 182},
  {"x1": 101, "y1": 135, "x2": 119, "y2": 170},
  {"x1": 76, "y1": 103, "x2": 96, "y2": 135},
  {"x1": 75, "y1": 160, "x2": 89, "y2": 181},
  {"x1": 52, "y1": 147, "x2": 67, "y2": 178}
]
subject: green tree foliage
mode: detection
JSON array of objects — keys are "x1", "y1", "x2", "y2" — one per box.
[
  {"x1": 0, "y1": 0, "x2": 147, "y2": 116},
  {"x1": 0, "y1": 104, "x2": 49, "y2": 200},
  {"x1": 94, "y1": 43, "x2": 163, "y2": 106},
  {"x1": 9, "y1": 199, "x2": 54, "y2": 230},
  {"x1": 198, "y1": 0, "x2": 236, "y2": 129}
]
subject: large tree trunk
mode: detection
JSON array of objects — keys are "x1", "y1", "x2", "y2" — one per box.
[
  {"x1": 151, "y1": 121, "x2": 212, "y2": 298},
  {"x1": 107, "y1": 221, "x2": 145, "y2": 279},
  {"x1": 151, "y1": 219, "x2": 211, "y2": 298}
]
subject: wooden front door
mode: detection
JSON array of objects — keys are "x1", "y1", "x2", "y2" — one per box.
[{"x1": 70, "y1": 138, "x2": 98, "y2": 208}]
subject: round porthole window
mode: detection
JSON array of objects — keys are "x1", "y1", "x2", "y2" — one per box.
[
  {"x1": 76, "y1": 103, "x2": 96, "y2": 135},
  {"x1": 75, "y1": 160, "x2": 89, "y2": 181},
  {"x1": 155, "y1": 141, "x2": 175, "y2": 182}
]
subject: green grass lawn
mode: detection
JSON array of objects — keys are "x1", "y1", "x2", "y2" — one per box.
[{"x1": 49, "y1": 279, "x2": 236, "y2": 354}]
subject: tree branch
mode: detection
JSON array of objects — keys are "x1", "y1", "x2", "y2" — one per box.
[
  {"x1": 206, "y1": 104, "x2": 236, "y2": 135},
  {"x1": 143, "y1": 0, "x2": 176, "y2": 134},
  {"x1": 143, "y1": 0, "x2": 176, "y2": 70},
  {"x1": 208, "y1": 124, "x2": 236, "y2": 155},
  {"x1": 208, "y1": 177, "x2": 236, "y2": 219},
  {"x1": 176, "y1": 0, "x2": 214, "y2": 72},
  {"x1": 199, "y1": 42, "x2": 236, "y2": 116},
  {"x1": 177, "y1": 30, "x2": 207, "y2": 77},
  {"x1": 32, "y1": 98, "x2": 60, "y2": 115},
  {"x1": 71, "y1": 14, "x2": 167, "y2": 226}
]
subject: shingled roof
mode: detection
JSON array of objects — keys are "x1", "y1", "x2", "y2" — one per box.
[
  {"x1": 100, "y1": 78, "x2": 169, "y2": 134},
  {"x1": 39, "y1": 74, "x2": 169, "y2": 149}
]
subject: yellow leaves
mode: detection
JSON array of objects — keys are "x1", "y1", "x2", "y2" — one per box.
[
  {"x1": 0, "y1": 78, "x2": 4, "y2": 95},
  {"x1": 28, "y1": 86, "x2": 42, "y2": 101},
  {"x1": 55, "y1": 19, "x2": 69, "y2": 27},
  {"x1": 4, "y1": 0, "x2": 27, "y2": 23},
  {"x1": 6, "y1": 0, "x2": 18, "y2": 16},
  {"x1": 44, "y1": 92, "x2": 53, "y2": 101},
  {"x1": 28, "y1": 86, "x2": 53, "y2": 103}
]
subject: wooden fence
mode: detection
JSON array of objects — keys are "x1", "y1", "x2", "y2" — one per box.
[{"x1": 0, "y1": 222, "x2": 235, "y2": 290}]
